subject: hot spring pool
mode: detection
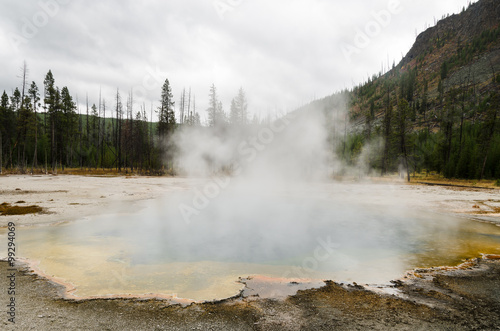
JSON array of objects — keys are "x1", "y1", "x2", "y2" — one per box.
[{"x1": 2, "y1": 181, "x2": 500, "y2": 302}]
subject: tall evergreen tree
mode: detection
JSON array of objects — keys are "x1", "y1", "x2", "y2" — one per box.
[
  {"x1": 43, "y1": 70, "x2": 58, "y2": 170},
  {"x1": 11, "y1": 88, "x2": 21, "y2": 113},
  {"x1": 60, "y1": 86, "x2": 77, "y2": 167},
  {"x1": 17, "y1": 93, "x2": 33, "y2": 169},
  {"x1": 229, "y1": 87, "x2": 248, "y2": 126},
  {"x1": 207, "y1": 84, "x2": 218, "y2": 127},
  {"x1": 28, "y1": 81, "x2": 40, "y2": 169},
  {"x1": 1, "y1": 91, "x2": 15, "y2": 168},
  {"x1": 158, "y1": 78, "x2": 175, "y2": 138},
  {"x1": 0, "y1": 91, "x2": 11, "y2": 172},
  {"x1": 206, "y1": 84, "x2": 227, "y2": 127},
  {"x1": 229, "y1": 99, "x2": 238, "y2": 125}
]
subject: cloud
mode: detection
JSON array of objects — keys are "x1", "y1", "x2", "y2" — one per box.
[{"x1": 0, "y1": 0, "x2": 474, "y2": 120}]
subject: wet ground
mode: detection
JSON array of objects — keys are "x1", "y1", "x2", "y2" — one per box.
[
  {"x1": 1, "y1": 257, "x2": 500, "y2": 330},
  {"x1": 3, "y1": 178, "x2": 500, "y2": 303},
  {"x1": 1, "y1": 175, "x2": 500, "y2": 329}
]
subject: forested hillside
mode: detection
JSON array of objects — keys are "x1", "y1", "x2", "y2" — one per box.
[{"x1": 320, "y1": 0, "x2": 500, "y2": 180}]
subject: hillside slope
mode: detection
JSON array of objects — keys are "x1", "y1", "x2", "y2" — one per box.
[{"x1": 309, "y1": 0, "x2": 500, "y2": 180}]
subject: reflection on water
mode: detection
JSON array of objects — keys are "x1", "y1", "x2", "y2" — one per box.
[{"x1": 1, "y1": 183, "x2": 500, "y2": 302}]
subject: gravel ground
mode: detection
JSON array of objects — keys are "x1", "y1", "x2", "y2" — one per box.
[{"x1": 1, "y1": 258, "x2": 500, "y2": 330}]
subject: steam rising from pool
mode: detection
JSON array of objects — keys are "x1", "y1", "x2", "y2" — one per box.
[
  {"x1": 10, "y1": 183, "x2": 500, "y2": 301},
  {"x1": 4, "y1": 100, "x2": 500, "y2": 301}
]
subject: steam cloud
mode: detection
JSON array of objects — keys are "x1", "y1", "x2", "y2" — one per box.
[{"x1": 14, "y1": 96, "x2": 492, "y2": 301}]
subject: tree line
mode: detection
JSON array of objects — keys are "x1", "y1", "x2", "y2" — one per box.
[
  {"x1": 0, "y1": 65, "x2": 251, "y2": 174},
  {"x1": 0, "y1": 68, "x2": 163, "y2": 174}
]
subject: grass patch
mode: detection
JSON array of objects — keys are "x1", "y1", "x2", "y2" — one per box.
[
  {"x1": 1, "y1": 167, "x2": 168, "y2": 177},
  {"x1": 0, "y1": 202, "x2": 44, "y2": 216},
  {"x1": 411, "y1": 172, "x2": 499, "y2": 189},
  {"x1": 59, "y1": 168, "x2": 166, "y2": 176}
]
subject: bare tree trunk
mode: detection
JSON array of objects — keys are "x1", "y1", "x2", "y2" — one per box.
[
  {"x1": 20, "y1": 62, "x2": 27, "y2": 108},
  {"x1": 118, "y1": 113, "x2": 122, "y2": 172},
  {"x1": 101, "y1": 99, "x2": 106, "y2": 170},
  {"x1": 77, "y1": 96, "x2": 82, "y2": 169},
  {"x1": 115, "y1": 89, "x2": 122, "y2": 172},
  {"x1": 150, "y1": 103, "x2": 153, "y2": 170},
  {"x1": 86, "y1": 94, "x2": 90, "y2": 170},
  {"x1": 111, "y1": 100, "x2": 115, "y2": 169},
  {"x1": 31, "y1": 105, "x2": 38, "y2": 172},
  {"x1": 97, "y1": 91, "x2": 101, "y2": 170}
]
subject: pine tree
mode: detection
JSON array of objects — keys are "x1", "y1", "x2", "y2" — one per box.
[
  {"x1": 1, "y1": 91, "x2": 15, "y2": 169},
  {"x1": 43, "y1": 70, "x2": 58, "y2": 171},
  {"x1": 28, "y1": 81, "x2": 40, "y2": 170},
  {"x1": 158, "y1": 79, "x2": 175, "y2": 138},
  {"x1": 60, "y1": 86, "x2": 76, "y2": 168},
  {"x1": 229, "y1": 99, "x2": 238, "y2": 125},
  {"x1": 207, "y1": 83, "x2": 218, "y2": 127},
  {"x1": 229, "y1": 87, "x2": 248, "y2": 126},
  {"x1": 206, "y1": 84, "x2": 226, "y2": 127},
  {"x1": 17, "y1": 93, "x2": 33, "y2": 170},
  {"x1": 0, "y1": 91, "x2": 10, "y2": 172},
  {"x1": 11, "y1": 88, "x2": 21, "y2": 114}
]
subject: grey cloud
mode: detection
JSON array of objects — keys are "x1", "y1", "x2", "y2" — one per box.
[{"x1": 0, "y1": 0, "x2": 474, "y2": 118}]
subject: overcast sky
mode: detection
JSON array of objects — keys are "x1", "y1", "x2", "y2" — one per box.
[{"x1": 0, "y1": 0, "x2": 475, "y2": 122}]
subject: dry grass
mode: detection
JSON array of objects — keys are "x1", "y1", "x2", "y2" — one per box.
[
  {"x1": 332, "y1": 173, "x2": 498, "y2": 189},
  {"x1": 410, "y1": 173, "x2": 498, "y2": 189},
  {"x1": 0, "y1": 167, "x2": 167, "y2": 177},
  {"x1": 0, "y1": 202, "x2": 45, "y2": 216},
  {"x1": 60, "y1": 168, "x2": 169, "y2": 177},
  {"x1": 60, "y1": 168, "x2": 127, "y2": 176}
]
